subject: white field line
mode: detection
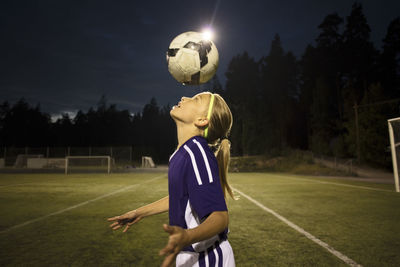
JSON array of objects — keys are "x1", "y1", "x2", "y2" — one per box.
[
  {"x1": 272, "y1": 175, "x2": 394, "y2": 193},
  {"x1": 0, "y1": 174, "x2": 166, "y2": 234},
  {"x1": 232, "y1": 186, "x2": 362, "y2": 267}
]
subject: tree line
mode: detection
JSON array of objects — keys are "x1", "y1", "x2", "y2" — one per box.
[
  {"x1": 220, "y1": 2, "x2": 400, "y2": 168},
  {"x1": 0, "y1": 96, "x2": 176, "y2": 163},
  {"x1": 0, "y1": 3, "x2": 399, "y2": 166}
]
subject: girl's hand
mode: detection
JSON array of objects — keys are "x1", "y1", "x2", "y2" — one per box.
[
  {"x1": 107, "y1": 210, "x2": 142, "y2": 233},
  {"x1": 159, "y1": 224, "x2": 190, "y2": 267}
]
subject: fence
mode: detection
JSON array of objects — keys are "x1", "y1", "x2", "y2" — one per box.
[
  {"x1": 313, "y1": 156, "x2": 356, "y2": 175},
  {"x1": 0, "y1": 146, "x2": 136, "y2": 168},
  {"x1": 314, "y1": 155, "x2": 393, "y2": 179}
]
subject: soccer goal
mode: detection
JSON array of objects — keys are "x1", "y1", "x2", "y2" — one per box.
[
  {"x1": 14, "y1": 154, "x2": 43, "y2": 168},
  {"x1": 65, "y1": 156, "x2": 112, "y2": 174},
  {"x1": 141, "y1": 156, "x2": 156, "y2": 168},
  {"x1": 388, "y1": 118, "x2": 400, "y2": 192}
]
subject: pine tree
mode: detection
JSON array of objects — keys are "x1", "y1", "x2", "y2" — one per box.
[
  {"x1": 260, "y1": 34, "x2": 298, "y2": 151},
  {"x1": 224, "y1": 52, "x2": 260, "y2": 155},
  {"x1": 342, "y1": 2, "x2": 378, "y2": 106},
  {"x1": 381, "y1": 17, "x2": 400, "y2": 97}
]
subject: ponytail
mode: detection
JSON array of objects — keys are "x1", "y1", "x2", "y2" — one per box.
[
  {"x1": 215, "y1": 139, "x2": 236, "y2": 200},
  {"x1": 204, "y1": 92, "x2": 237, "y2": 200}
]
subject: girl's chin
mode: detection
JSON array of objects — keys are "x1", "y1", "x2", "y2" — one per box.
[
  {"x1": 170, "y1": 110, "x2": 184, "y2": 123},
  {"x1": 170, "y1": 108, "x2": 178, "y2": 118}
]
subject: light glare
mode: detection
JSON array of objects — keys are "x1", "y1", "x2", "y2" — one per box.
[{"x1": 202, "y1": 29, "x2": 213, "y2": 41}]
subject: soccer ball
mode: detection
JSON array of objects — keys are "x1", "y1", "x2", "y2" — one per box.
[{"x1": 166, "y1": 31, "x2": 219, "y2": 85}]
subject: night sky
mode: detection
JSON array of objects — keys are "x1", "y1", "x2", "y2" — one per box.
[{"x1": 1, "y1": 0, "x2": 399, "y2": 119}]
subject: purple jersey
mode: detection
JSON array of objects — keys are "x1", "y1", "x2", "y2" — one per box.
[{"x1": 168, "y1": 136, "x2": 228, "y2": 252}]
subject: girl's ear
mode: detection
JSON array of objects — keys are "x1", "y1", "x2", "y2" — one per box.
[{"x1": 194, "y1": 117, "x2": 209, "y2": 128}]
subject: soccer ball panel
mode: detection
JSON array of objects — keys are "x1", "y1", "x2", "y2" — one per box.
[
  {"x1": 176, "y1": 48, "x2": 200, "y2": 71},
  {"x1": 169, "y1": 31, "x2": 203, "y2": 49}
]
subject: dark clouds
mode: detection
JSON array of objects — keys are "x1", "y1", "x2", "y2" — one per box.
[{"x1": 0, "y1": 0, "x2": 399, "y2": 116}]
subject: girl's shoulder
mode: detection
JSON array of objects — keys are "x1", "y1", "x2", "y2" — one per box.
[{"x1": 182, "y1": 136, "x2": 212, "y2": 156}]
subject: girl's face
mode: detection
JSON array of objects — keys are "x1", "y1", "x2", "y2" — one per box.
[{"x1": 170, "y1": 93, "x2": 210, "y2": 124}]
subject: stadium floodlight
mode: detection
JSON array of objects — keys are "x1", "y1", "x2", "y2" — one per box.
[
  {"x1": 65, "y1": 156, "x2": 112, "y2": 174},
  {"x1": 388, "y1": 117, "x2": 400, "y2": 192},
  {"x1": 202, "y1": 28, "x2": 214, "y2": 41}
]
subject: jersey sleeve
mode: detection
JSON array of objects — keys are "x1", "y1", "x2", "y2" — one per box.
[{"x1": 183, "y1": 144, "x2": 227, "y2": 220}]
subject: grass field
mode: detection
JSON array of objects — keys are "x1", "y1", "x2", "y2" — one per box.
[{"x1": 0, "y1": 171, "x2": 399, "y2": 266}]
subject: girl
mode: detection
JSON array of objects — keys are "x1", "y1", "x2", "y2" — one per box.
[{"x1": 108, "y1": 92, "x2": 236, "y2": 267}]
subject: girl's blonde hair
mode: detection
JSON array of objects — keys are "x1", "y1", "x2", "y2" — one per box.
[{"x1": 204, "y1": 93, "x2": 236, "y2": 199}]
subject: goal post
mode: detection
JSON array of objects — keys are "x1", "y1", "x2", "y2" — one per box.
[
  {"x1": 65, "y1": 156, "x2": 111, "y2": 174},
  {"x1": 388, "y1": 118, "x2": 400, "y2": 192},
  {"x1": 142, "y1": 156, "x2": 156, "y2": 168}
]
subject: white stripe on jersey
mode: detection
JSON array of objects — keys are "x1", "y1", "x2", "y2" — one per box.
[
  {"x1": 192, "y1": 139, "x2": 213, "y2": 183},
  {"x1": 215, "y1": 246, "x2": 220, "y2": 267},
  {"x1": 169, "y1": 149, "x2": 178, "y2": 162},
  {"x1": 184, "y1": 145, "x2": 202, "y2": 185}
]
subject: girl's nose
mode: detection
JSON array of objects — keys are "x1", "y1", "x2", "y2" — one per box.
[{"x1": 181, "y1": 96, "x2": 188, "y2": 101}]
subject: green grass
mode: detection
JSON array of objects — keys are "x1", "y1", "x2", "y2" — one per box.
[{"x1": 0, "y1": 172, "x2": 399, "y2": 266}]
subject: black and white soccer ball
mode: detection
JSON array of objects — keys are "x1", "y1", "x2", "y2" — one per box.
[{"x1": 166, "y1": 31, "x2": 219, "y2": 85}]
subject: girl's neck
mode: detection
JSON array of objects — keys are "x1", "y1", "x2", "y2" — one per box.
[{"x1": 176, "y1": 123, "x2": 202, "y2": 149}]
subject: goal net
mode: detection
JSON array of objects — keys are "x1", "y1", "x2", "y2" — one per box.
[
  {"x1": 142, "y1": 156, "x2": 156, "y2": 168},
  {"x1": 65, "y1": 156, "x2": 112, "y2": 174},
  {"x1": 388, "y1": 118, "x2": 400, "y2": 192}
]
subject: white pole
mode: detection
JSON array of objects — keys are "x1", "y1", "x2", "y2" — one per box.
[
  {"x1": 107, "y1": 156, "x2": 111, "y2": 174},
  {"x1": 65, "y1": 157, "x2": 68, "y2": 175},
  {"x1": 388, "y1": 120, "x2": 400, "y2": 192}
]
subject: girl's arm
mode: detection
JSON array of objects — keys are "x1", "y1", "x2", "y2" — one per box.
[
  {"x1": 108, "y1": 195, "x2": 169, "y2": 232},
  {"x1": 159, "y1": 211, "x2": 228, "y2": 267}
]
